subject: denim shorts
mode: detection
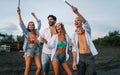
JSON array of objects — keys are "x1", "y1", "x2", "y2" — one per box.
[
  {"x1": 41, "y1": 53, "x2": 51, "y2": 72},
  {"x1": 24, "y1": 45, "x2": 40, "y2": 57},
  {"x1": 52, "y1": 52, "x2": 66, "y2": 63}
]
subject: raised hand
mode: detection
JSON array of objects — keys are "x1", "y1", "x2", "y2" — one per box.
[
  {"x1": 31, "y1": 12, "x2": 35, "y2": 17},
  {"x1": 17, "y1": 7, "x2": 21, "y2": 15},
  {"x1": 71, "y1": 5, "x2": 86, "y2": 24},
  {"x1": 31, "y1": 12, "x2": 38, "y2": 20},
  {"x1": 71, "y1": 6, "x2": 78, "y2": 14},
  {"x1": 17, "y1": 7, "x2": 23, "y2": 23}
]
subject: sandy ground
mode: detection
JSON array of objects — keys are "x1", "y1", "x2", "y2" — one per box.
[{"x1": 0, "y1": 46, "x2": 120, "y2": 75}]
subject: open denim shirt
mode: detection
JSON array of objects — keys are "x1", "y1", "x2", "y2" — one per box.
[{"x1": 20, "y1": 20, "x2": 41, "y2": 52}]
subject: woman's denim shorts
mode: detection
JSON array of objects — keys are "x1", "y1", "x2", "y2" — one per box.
[
  {"x1": 24, "y1": 45, "x2": 40, "y2": 57},
  {"x1": 52, "y1": 52, "x2": 66, "y2": 63}
]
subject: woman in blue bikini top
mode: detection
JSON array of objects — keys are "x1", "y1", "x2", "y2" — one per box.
[
  {"x1": 57, "y1": 40, "x2": 67, "y2": 48},
  {"x1": 41, "y1": 22, "x2": 73, "y2": 75}
]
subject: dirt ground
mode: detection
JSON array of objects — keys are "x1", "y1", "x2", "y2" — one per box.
[{"x1": 0, "y1": 46, "x2": 120, "y2": 75}]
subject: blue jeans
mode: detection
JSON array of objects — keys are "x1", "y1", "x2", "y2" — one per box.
[
  {"x1": 41, "y1": 53, "x2": 51, "y2": 72},
  {"x1": 52, "y1": 52, "x2": 66, "y2": 63},
  {"x1": 24, "y1": 45, "x2": 40, "y2": 57},
  {"x1": 77, "y1": 53, "x2": 97, "y2": 75}
]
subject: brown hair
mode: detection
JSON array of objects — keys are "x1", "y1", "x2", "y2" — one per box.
[{"x1": 27, "y1": 21, "x2": 36, "y2": 35}]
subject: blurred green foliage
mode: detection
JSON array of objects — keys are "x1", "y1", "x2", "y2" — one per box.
[{"x1": 93, "y1": 30, "x2": 120, "y2": 46}]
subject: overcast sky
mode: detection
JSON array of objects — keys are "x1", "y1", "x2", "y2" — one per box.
[{"x1": 0, "y1": 0, "x2": 120, "y2": 40}]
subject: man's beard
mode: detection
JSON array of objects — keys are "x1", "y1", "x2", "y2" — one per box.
[{"x1": 49, "y1": 22, "x2": 55, "y2": 26}]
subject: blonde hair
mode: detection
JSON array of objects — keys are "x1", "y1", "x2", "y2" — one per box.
[{"x1": 55, "y1": 22, "x2": 66, "y2": 35}]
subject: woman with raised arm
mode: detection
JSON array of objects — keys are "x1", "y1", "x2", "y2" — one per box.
[
  {"x1": 71, "y1": 5, "x2": 98, "y2": 75},
  {"x1": 17, "y1": 7, "x2": 42, "y2": 75}
]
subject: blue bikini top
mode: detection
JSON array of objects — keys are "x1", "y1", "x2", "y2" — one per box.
[{"x1": 57, "y1": 40, "x2": 67, "y2": 48}]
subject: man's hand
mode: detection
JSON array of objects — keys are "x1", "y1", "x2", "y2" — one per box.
[
  {"x1": 72, "y1": 62, "x2": 77, "y2": 70},
  {"x1": 40, "y1": 37, "x2": 47, "y2": 44},
  {"x1": 31, "y1": 12, "x2": 35, "y2": 17},
  {"x1": 71, "y1": 6, "x2": 78, "y2": 14},
  {"x1": 17, "y1": 7, "x2": 21, "y2": 15},
  {"x1": 71, "y1": 5, "x2": 86, "y2": 24}
]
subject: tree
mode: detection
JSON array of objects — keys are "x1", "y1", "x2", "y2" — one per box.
[
  {"x1": 17, "y1": 35, "x2": 24, "y2": 43},
  {"x1": 93, "y1": 30, "x2": 120, "y2": 46},
  {"x1": 0, "y1": 34, "x2": 15, "y2": 45}
]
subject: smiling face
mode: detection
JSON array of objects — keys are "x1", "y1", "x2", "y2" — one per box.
[
  {"x1": 27, "y1": 21, "x2": 35, "y2": 31},
  {"x1": 56, "y1": 23, "x2": 62, "y2": 33},
  {"x1": 47, "y1": 15, "x2": 57, "y2": 26},
  {"x1": 55, "y1": 22, "x2": 66, "y2": 34},
  {"x1": 74, "y1": 17, "x2": 82, "y2": 28},
  {"x1": 48, "y1": 17, "x2": 56, "y2": 26}
]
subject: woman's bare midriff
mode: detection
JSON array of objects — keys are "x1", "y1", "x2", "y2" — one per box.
[
  {"x1": 29, "y1": 43, "x2": 37, "y2": 47},
  {"x1": 56, "y1": 48, "x2": 66, "y2": 55},
  {"x1": 28, "y1": 40, "x2": 38, "y2": 47}
]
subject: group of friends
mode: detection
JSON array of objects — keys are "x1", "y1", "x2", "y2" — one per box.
[{"x1": 17, "y1": 5, "x2": 98, "y2": 75}]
